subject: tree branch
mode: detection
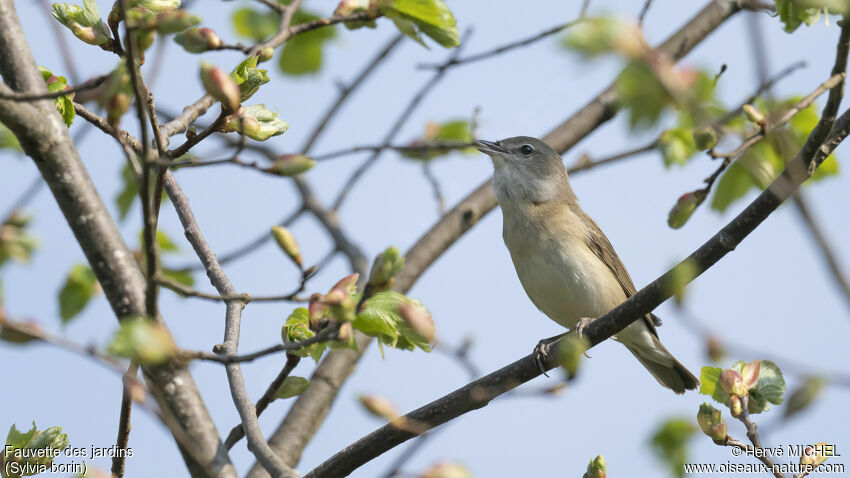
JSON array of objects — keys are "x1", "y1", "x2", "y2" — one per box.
[
  {"x1": 0, "y1": 3, "x2": 235, "y2": 476},
  {"x1": 304, "y1": 93, "x2": 850, "y2": 478},
  {"x1": 249, "y1": 3, "x2": 747, "y2": 474},
  {"x1": 330, "y1": 30, "x2": 471, "y2": 212},
  {"x1": 224, "y1": 354, "x2": 302, "y2": 450},
  {"x1": 162, "y1": 172, "x2": 299, "y2": 478}
]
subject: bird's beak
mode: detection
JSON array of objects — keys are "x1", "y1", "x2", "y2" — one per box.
[{"x1": 475, "y1": 140, "x2": 509, "y2": 157}]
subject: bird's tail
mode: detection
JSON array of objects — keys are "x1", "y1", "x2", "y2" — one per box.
[{"x1": 626, "y1": 341, "x2": 700, "y2": 394}]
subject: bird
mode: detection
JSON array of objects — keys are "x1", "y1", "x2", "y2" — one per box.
[{"x1": 476, "y1": 136, "x2": 699, "y2": 394}]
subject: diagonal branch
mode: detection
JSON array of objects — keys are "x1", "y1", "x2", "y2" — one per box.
[
  {"x1": 305, "y1": 93, "x2": 850, "y2": 478},
  {"x1": 248, "y1": 2, "x2": 748, "y2": 475}
]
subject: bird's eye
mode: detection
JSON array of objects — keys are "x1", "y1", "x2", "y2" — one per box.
[{"x1": 520, "y1": 144, "x2": 534, "y2": 156}]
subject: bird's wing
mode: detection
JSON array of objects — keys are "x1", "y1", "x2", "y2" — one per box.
[{"x1": 577, "y1": 207, "x2": 660, "y2": 336}]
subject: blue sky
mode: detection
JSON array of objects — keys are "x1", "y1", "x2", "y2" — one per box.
[{"x1": 2, "y1": 1, "x2": 849, "y2": 477}]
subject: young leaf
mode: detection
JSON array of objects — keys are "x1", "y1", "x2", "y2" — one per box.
[
  {"x1": 222, "y1": 104, "x2": 289, "y2": 141},
  {"x1": 658, "y1": 127, "x2": 697, "y2": 168},
  {"x1": 4, "y1": 422, "x2": 70, "y2": 471},
  {"x1": 355, "y1": 291, "x2": 432, "y2": 352},
  {"x1": 273, "y1": 376, "x2": 311, "y2": 399},
  {"x1": 107, "y1": 317, "x2": 176, "y2": 365},
  {"x1": 231, "y1": 56, "x2": 270, "y2": 102},
  {"x1": 380, "y1": 0, "x2": 459, "y2": 48},
  {"x1": 161, "y1": 268, "x2": 194, "y2": 287},
  {"x1": 278, "y1": 10, "x2": 337, "y2": 75},
  {"x1": 39, "y1": 67, "x2": 75, "y2": 127},
  {"x1": 232, "y1": 7, "x2": 279, "y2": 42},
  {"x1": 650, "y1": 418, "x2": 695, "y2": 478},
  {"x1": 281, "y1": 308, "x2": 328, "y2": 363},
  {"x1": 58, "y1": 264, "x2": 98, "y2": 323},
  {"x1": 774, "y1": 0, "x2": 823, "y2": 33},
  {"x1": 732, "y1": 360, "x2": 786, "y2": 414},
  {"x1": 0, "y1": 122, "x2": 21, "y2": 151},
  {"x1": 51, "y1": 0, "x2": 110, "y2": 46},
  {"x1": 698, "y1": 366, "x2": 729, "y2": 404},
  {"x1": 617, "y1": 61, "x2": 670, "y2": 130}
]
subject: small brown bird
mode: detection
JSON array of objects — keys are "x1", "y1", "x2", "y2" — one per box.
[{"x1": 477, "y1": 136, "x2": 699, "y2": 393}]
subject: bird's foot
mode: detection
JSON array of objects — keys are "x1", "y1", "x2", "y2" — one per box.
[
  {"x1": 533, "y1": 333, "x2": 567, "y2": 377},
  {"x1": 575, "y1": 317, "x2": 594, "y2": 358}
]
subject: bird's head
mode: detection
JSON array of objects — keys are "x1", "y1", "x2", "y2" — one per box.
[{"x1": 476, "y1": 136, "x2": 572, "y2": 205}]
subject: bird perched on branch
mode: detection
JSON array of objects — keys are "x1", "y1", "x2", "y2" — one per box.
[{"x1": 476, "y1": 136, "x2": 698, "y2": 394}]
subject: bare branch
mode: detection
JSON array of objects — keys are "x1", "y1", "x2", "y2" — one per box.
[
  {"x1": 331, "y1": 30, "x2": 472, "y2": 211},
  {"x1": 301, "y1": 33, "x2": 404, "y2": 154},
  {"x1": 224, "y1": 354, "x2": 302, "y2": 450},
  {"x1": 0, "y1": 74, "x2": 107, "y2": 101},
  {"x1": 0, "y1": 3, "x2": 234, "y2": 474},
  {"x1": 791, "y1": 192, "x2": 850, "y2": 309},
  {"x1": 111, "y1": 362, "x2": 139, "y2": 478},
  {"x1": 162, "y1": 172, "x2": 299, "y2": 478}
]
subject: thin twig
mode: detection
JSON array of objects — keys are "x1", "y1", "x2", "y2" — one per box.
[
  {"x1": 417, "y1": 16, "x2": 586, "y2": 70},
  {"x1": 421, "y1": 162, "x2": 445, "y2": 215},
  {"x1": 224, "y1": 354, "x2": 301, "y2": 450},
  {"x1": 702, "y1": 72, "x2": 845, "y2": 192},
  {"x1": 37, "y1": 0, "x2": 79, "y2": 83},
  {"x1": 111, "y1": 362, "x2": 138, "y2": 478},
  {"x1": 167, "y1": 112, "x2": 226, "y2": 159},
  {"x1": 120, "y1": 0, "x2": 160, "y2": 321},
  {"x1": 301, "y1": 33, "x2": 404, "y2": 154},
  {"x1": 313, "y1": 140, "x2": 475, "y2": 161},
  {"x1": 638, "y1": 0, "x2": 655, "y2": 26},
  {"x1": 0, "y1": 74, "x2": 107, "y2": 101},
  {"x1": 181, "y1": 326, "x2": 338, "y2": 365},
  {"x1": 791, "y1": 192, "x2": 850, "y2": 309},
  {"x1": 332, "y1": 30, "x2": 472, "y2": 211}
]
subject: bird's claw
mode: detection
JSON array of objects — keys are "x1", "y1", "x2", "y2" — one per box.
[
  {"x1": 533, "y1": 333, "x2": 567, "y2": 377},
  {"x1": 575, "y1": 317, "x2": 594, "y2": 358}
]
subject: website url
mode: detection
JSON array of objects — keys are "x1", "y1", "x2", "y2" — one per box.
[{"x1": 684, "y1": 462, "x2": 845, "y2": 474}]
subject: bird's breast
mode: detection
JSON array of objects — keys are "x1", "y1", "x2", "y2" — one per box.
[{"x1": 501, "y1": 205, "x2": 626, "y2": 329}]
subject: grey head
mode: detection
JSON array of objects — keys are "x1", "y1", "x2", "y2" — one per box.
[{"x1": 476, "y1": 136, "x2": 573, "y2": 205}]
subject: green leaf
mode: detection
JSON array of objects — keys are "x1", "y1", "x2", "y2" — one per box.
[
  {"x1": 617, "y1": 61, "x2": 671, "y2": 130},
  {"x1": 658, "y1": 127, "x2": 697, "y2": 167},
  {"x1": 561, "y1": 16, "x2": 622, "y2": 57},
  {"x1": 0, "y1": 121, "x2": 21, "y2": 151},
  {"x1": 230, "y1": 56, "x2": 270, "y2": 102},
  {"x1": 774, "y1": 0, "x2": 822, "y2": 33},
  {"x1": 232, "y1": 7, "x2": 278, "y2": 42},
  {"x1": 116, "y1": 162, "x2": 137, "y2": 220},
  {"x1": 278, "y1": 10, "x2": 336, "y2": 75},
  {"x1": 162, "y1": 268, "x2": 194, "y2": 287},
  {"x1": 4, "y1": 422, "x2": 70, "y2": 470},
  {"x1": 5, "y1": 422, "x2": 38, "y2": 449},
  {"x1": 107, "y1": 317, "x2": 176, "y2": 365},
  {"x1": 710, "y1": 162, "x2": 754, "y2": 213},
  {"x1": 223, "y1": 104, "x2": 289, "y2": 141},
  {"x1": 732, "y1": 360, "x2": 785, "y2": 414},
  {"x1": 402, "y1": 120, "x2": 475, "y2": 161},
  {"x1": 381, "y1": 0, "x2": 459, "y2": 48},
  {"x1": 115, "y1": 162, "x2": 168, "y2": 220},
  {"x1": 711, "y1": 139, "x2": 786, "y2": 213},
  {"x1": 650, "y1": 418, "x2": 695, "y2": 478},
  {"x1": 699, "y1": 366, "x2": 729, "y2": 404},
  {"x1": 273, "y1": 376, "x2": 311, "y2": 399},
  {"x1": 58, "y1": 264, "x2": 98, "y2": 323},
  {"x1": 281, "y1": 308, "x2": 328, "y2": 363},
  {"x1": 39, "y1": 67, "x2": 75, "y2": 127},
  {"x1": 355, "y1": 291, "x2": 431, "y2": 352}
]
